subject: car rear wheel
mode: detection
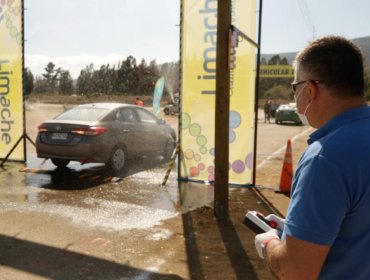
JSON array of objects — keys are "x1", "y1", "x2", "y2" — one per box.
[
  {"x1": 163, "y1": 140, "x2": 176, "y2": 162},
  {"x1": 106, "y1": 145, "x2": 126, "y2": 174},
  {"x1": 51, "y1": 158, "x2": 70, "y2": 168}
]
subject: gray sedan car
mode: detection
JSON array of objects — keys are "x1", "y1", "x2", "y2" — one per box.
[{"x1": 36, "y1": 103, "x2": 177, "y2": 173}]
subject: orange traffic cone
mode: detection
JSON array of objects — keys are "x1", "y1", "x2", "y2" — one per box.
[{"x1": 276, "y1": 139, "x2": 293, "y2": 196}]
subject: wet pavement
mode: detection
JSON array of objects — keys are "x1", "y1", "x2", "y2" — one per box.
[
  {"x1": 0, "y1": 103, "x2": 305, "y2": 279},
  {"x1": 0, "y1": 103, "x2": 219, "y2": 279},
  {"x1": 3, "y1": 156, "x2": 176, "y2": 224},
  {"x1": 0, "y1": 153, "x2": 215, "y2": 279}
]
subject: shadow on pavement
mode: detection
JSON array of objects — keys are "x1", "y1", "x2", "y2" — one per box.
[
  {"x1": 182, "y1": 210, "x2": 259, "y2": 280},
  {"x1": 216, "y1": 217, "x2": 259, "y2": 279},
  {"x1": 0, "y1": 234, "x2": 183, "y2": 280},
  {"x1": 181, "y1": 184, "x2": 277, "y2": 279}
]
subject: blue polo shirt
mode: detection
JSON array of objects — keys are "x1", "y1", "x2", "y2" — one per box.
[{"x1": 283, "y1": 105, "x2": 370, "y2": 279}]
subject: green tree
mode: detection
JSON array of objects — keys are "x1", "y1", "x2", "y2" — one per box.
[
  {"x1": 73, "y1": 56, "x2": 178, "y2": 97},
  {"x1": 134, "y1": 59, "x2": 149, "y2": 95},
  {"x1": 59, "y1": 70, "x2": 74, "y2": 95},
  {"x1": 42, "y1": 62, "x2": 61, "y2": 93},
  {"x1": 24, "y1": 67, "x2": 34, "y2": 96},
  {"x1": 268, "y1": 55, "x2": 288, "y2": 65},
  {"x1": 33, "y1": 76, "x2": 51, "y2": 94},
  {"x1": 259, "y1": 55, "x2": 292, "y2": 100},
  {"x1": 95, "y1": 64, "x2": 114, "y2": 95},
  {"x1": 143, "y1": 60, "x2": 160, "y2": 95},
  {"x1": 77, "y1": 64, "x2": 95, "y2": 95},
  {"x1": 116, "y1": 56, "x2": 137, "y2": 94},
  {"x1": 264, "y1": 84, "x2": 292, "y2": 100}
]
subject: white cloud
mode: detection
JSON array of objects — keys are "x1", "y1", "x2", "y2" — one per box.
[
  {"x1": 25, "y1": 53, "x2": 125, "y2": 79},
  {"x1": 25, "y1": 53, "x2": 177, "y2": 79}
]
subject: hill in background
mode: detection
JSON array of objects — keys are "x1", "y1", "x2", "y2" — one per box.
[{"x1": 261, "y1": 36, "x2": 370, "y2": 66}]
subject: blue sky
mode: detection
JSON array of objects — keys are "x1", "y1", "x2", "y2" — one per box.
[
  {"x1": 261, "y1": 0, "x2": 370, "y2": 54},
  {"x1": 24, "y1": 0, "x2": 370, "y2": 78}
]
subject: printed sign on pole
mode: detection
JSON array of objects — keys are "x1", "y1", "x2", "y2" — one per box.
[{"x1": 0, "y1": 0, "x2": 24, "y2": 161}]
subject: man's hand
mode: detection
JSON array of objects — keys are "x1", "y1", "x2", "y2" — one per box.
[
  {"x1": 265, "y1": 214, "x2": 285, "y2": 233},
  {"x1": 255, "y1": 229, "x2": 280, "y2": 259}
]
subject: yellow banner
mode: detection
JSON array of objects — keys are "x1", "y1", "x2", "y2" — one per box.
[
  {"x1": 180, "y1": 0, "x2": 257, "y2": 185},
  {"x1": 259, "y1": 65, "x2": 294, "y2": 78},
  {"x1": 0, "y1": 0, "x2": 24, "y2": 161}
]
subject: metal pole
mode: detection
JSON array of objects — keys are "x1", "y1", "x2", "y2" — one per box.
[
  {"x1": 177, "y1": 0, "x2": 183, "y2": 181},
  {"x1": 22, "y1": 0, "x2": 27, "y2": 163},
  {"x1": 214, "y1": 0, "x2": 231, "y2": 218},
  {"x1": 252, "y1": 0, "x2": 263, "y2": 186}
]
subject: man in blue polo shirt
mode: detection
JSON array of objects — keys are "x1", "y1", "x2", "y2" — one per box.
[{"x1": 254, "y1": 35, "x2": 370, "y2": 279}]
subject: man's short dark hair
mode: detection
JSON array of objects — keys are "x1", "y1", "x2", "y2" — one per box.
[{"x1": 294, "y1": 35, "x2": 364, "y2": 97}]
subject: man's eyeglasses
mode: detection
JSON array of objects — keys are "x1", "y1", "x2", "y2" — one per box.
[{"x1": 291, "y1": 80, "x2": 322, "y2": 93}]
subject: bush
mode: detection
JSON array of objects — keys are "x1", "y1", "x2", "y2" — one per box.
[{"x1": 263, "y1": 84, "x2": 292, "y2": 100}]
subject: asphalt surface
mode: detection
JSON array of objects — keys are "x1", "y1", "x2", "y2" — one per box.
[
  {"x1": 0, "y1": 156, "x2": 195, "y2": 279},
  {"x1": 0, "y1": 104, "x2": 309, "y2": 279}
]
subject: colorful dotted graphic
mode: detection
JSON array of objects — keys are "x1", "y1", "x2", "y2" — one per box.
[
  {"x1": 245, "y1": 152, "x2": 254, "y2": 169},
  {"x1": 181, "y1": 110, "x2": 254, "y2": 181},
  {"x1": 0, "y1": 2, "x2": 22, "y2": 45}
]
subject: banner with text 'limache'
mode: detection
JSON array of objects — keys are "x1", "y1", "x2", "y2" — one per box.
[
  {"x1": 0, "y1": 0, "x2": 24, "y2": 161},
  {"x1": 180, "y1": 0, "x2": 257, "y2": 185}
]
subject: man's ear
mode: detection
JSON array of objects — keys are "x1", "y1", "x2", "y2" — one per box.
[{"x1": 307, "y1": 81, "x2": 319, "y2": 101}]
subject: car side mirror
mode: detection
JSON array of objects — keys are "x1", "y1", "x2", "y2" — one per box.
[{"x1": 158, "y1": 119, "x2": 166, "y2": 124}]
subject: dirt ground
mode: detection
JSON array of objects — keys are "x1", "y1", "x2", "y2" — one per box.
[
  {"x1": 160, "y1": 102, "x2": 308, "y2": 279},
  {"x1": 176, "y1": 126, "x2": 310, "y2": 279},
  {"x1": 20, "y1": 97, "x2": 311, "y2": 279}
]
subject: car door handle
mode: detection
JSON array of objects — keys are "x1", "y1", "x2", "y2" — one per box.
[{"x1": 122, "y1": 129, "x2": 130, "y2": 133}]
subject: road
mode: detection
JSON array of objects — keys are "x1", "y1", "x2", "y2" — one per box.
[{"x1": 0, "y1": 103, "x2": 311, "y2": 279}]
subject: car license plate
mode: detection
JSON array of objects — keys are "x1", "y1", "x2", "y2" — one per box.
[{"x1": 51, "y1": 133, "x2": 68, "y2": 140}]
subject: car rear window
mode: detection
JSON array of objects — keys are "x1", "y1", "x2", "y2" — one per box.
[
  {"x1": 55, "y1": 108, "x2": 109, "y2": 121},
  {"x1": 136, "y1": 108, "x2": 158, "y2": 124}
]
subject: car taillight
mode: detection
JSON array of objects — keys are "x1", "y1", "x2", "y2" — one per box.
[
  {"x1": 71, "y1": 127, "x2": 107, "y2": 136},
  {"x1": 38, "y1": 125, "x2": 48, "y2": 132}
]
